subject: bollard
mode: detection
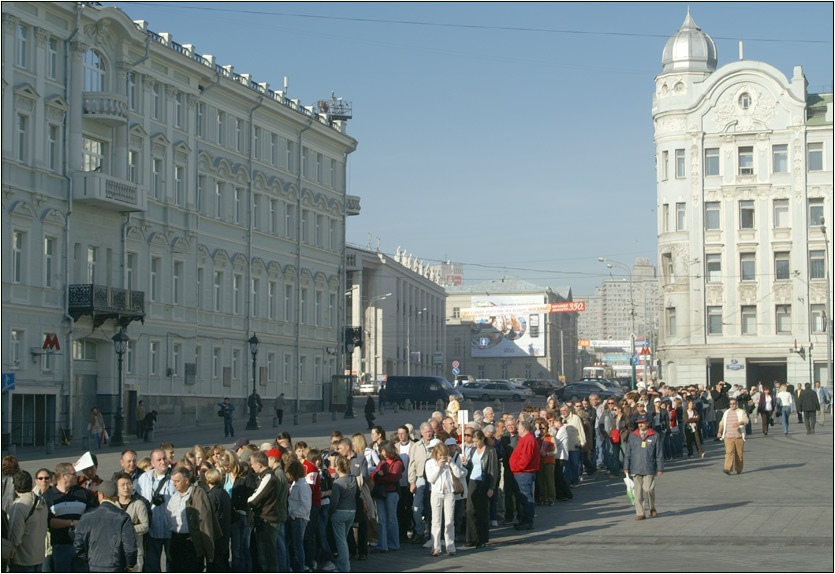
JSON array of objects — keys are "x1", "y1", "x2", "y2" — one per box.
[
  {"x1": 273, "y1": 417, "x2": 278, "y2": 428},
  {"x1": 144, "y1": 429, "x2": 154, "y2": 444},
  {"x1": 393, "y1": 403, "x2": 399, "y2": 414},
  {"x1": 379, "y1": 402, "x2": 385, "y2": 415},
  {"x1": 45, "y1": 441, "x2": 54, "y2": 455},
  {"x1": 332, "y1": 410, "x2": 338, "y2": 421},
  {"x1": 312, "y1": 413, "x2": 318, "y2": 424},
  {"x1": 293, "y1": 414, "x2": 299, "y2": 426}
]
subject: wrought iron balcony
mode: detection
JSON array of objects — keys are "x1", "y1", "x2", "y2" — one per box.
[
  {"x1": 82, "y1": 92, "x2": 128, "y2": 125},
  {"x1": 68, "y1": 284, "x2": 145, "y2": 328},
  {"x1": 73, "y1": 172, "x2": 147, "y2": 212}
]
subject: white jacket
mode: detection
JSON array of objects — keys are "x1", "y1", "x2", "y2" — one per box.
[{"x1": 425, "y1": 457, "x2": 467, "y2": 498}]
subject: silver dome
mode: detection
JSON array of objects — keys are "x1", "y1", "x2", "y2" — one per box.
[{"x1": 661, "y1": 9, "x2": 717, "y2": 74}]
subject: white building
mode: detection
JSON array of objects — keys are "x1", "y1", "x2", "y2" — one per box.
[
  {"x1": 2, "y1": 2, "x2": 359, "y2": 445},
  {"x1": 654, "y1": 10, "x2": 833, "y2": 389},
  {"x1": 345, "y1": 246, "x2": 447, "y2": 382}
]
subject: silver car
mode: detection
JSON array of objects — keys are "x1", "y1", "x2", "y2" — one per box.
[{"x1": 460, "y1": 380, "x2": 535, "y2": 402}]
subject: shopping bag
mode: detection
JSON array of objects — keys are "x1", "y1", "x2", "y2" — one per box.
[
  {"x1": 102, "y1": 429, "x2": 110, "y2": 444},
  {"x1": 623, "y1": 475, "x2": 635, "y2": 505}
]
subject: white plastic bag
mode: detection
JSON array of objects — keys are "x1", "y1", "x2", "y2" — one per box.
[{"x1": 623, "y1": 474, "x2": 635, "y2": 505}]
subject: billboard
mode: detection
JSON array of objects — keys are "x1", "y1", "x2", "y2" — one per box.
[{"x1": 469, "y1": 295, "x2": 546, "y2": 358}]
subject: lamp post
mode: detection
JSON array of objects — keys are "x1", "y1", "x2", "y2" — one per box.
[
  {"x1": 599, "y1": 257, "x2": 637, "y2": 390},
  {"x1": 110, "y1": 329, "x2": 129, "y2": 447},
  {"x1": 245, "y1": 334, "x2": 260, "y2": 430}
]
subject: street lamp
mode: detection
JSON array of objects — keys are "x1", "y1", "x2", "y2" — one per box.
[
  {"x1": 599, "y1": 257, "x2": 637, "y2": 390},
  {"x1": 245, "y1": 334, "x2": 260, "y2": 430},
  {"x1": 110, "y1": 329, "x2": 129, "y2": 447}
]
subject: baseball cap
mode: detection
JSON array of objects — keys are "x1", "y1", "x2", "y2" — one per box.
[
  {"x1": 428, "y1": 438, "x2": 440, "y2": 448},
  {"x1": 635, "y1": 414, "x2": 649, "y2": 423},
  {"x1": 653, "y1": 398, "x2": 661, "y2": 403},
  {"x1": 92, "y1": 480, "x2": 118, "y2": 497},
  {"x1": 234, "y1": 438, "x2": 250, "y2": 450},
  {"x1": 266, "y1": 448, "x2": 281, "y2": 459},
  {"x1": 444, "y1": 438, "x2": 458, "y2": 446}
]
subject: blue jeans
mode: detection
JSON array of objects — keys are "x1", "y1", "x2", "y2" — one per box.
[
  {"x1": 92, "y1": 430, "x2": 102, "y2": 449},
  {"x1": 230, "y1": 514, "x2": 251, "y2": 572},
  {"x1": 275, "y1": 521, "x2": 289, "y2": 572},
  {"x1": 331, "y1": 510, "x2": 354, "y2": 572},
  {"x1": 288, "y1": 517, "x2": 308, "y2": 573},
  {"x1": 513, "y1": 472, "x2": 536, "y2": 525},
  {"x1": 144, "y1": 537, "x2": 170, "y2": 573},
  {"x1": 254, "y1": 520, "x2": 279, "y2": 572},
  {"x1": 51, "y1": 544, "x2": 77, "y2": 573},
  {"x1": 224, "y1": 416, "x2": 234, "y2": 437},
  {"x1": 411, "y1": 481, "x2": 427, "y2": 537},
  {"x1": 374, "y1": 491, "x2": 400, "y2": 551},
  {"x1": 568, "y1": 450, "x2": 581, "y2": 486},
  {"x1": 781, "y1": 410, "x2": 791, "y2": 433},
  {"x1": 303, "y1": 506, "x2": 319, "y2": 569},
  {"x1": 316, "y1": 503, "x2": 333, "y2": 563}
]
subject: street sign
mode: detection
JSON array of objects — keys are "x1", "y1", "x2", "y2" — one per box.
[
  {"x1": 631, "y1": 357, "x2": 639, "y2": 366},
  {"x1": 452, "y1": 368, "x2": 460, "y2": 376},
  {"x1": 2, "y1": 373, "x2": 15, "y2": 391},
  {"x1": 452, "y1": 360, "x2": 460, "y2": 369}
]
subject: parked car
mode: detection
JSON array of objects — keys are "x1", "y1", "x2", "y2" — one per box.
[
  {"x1": 454, "y1": 374, "x2": 475, "y2": 386},
  {"x1": 521, "y1": 379, "x2": 560, "y2": 397},
  {"x1": 359, "y1": 380, "x2": 380, "y2": 394},
  {"x1": 385, "y1": 376, "x2": 463, "y2": 407},
  {"x1": 557, "y1": 381, "x2": 623, "y2": 402},
  {"x1": 460, "y1": 380, "x2": 535, "y2": 402}
]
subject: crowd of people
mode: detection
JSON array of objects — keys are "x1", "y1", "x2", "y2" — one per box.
[{"x1": 1, "y1": 378, "x2": 830, "y2": 572}]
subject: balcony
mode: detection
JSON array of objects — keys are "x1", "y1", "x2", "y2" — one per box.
[
  {"x1": 73, "y1": 172, "x2": 147, "y2": 212},
  {"x1": 68, "y1": 284, "x2": 145, "y2": 328},
  {"x1": 346, "y1": 194, "x2": 361, "y2": 216},
  {"x1": 82, "y1": 92, "x2": 128, "y2": 126}
]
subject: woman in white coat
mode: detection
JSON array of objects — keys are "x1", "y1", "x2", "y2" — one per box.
[{"x1": 424, "y1": 442, "x2": 466, "y2": 557}]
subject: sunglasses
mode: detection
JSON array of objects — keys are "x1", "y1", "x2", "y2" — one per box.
[
  {"x1": 463, "y1": 433, "x2": 472, "y2": 437},
  {"x1": 36, "y1": 476, "x2": 50, "y2": 481}
]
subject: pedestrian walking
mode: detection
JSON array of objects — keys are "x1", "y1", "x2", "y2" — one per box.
[
  {"x1": 717, "y1": 398, "x2": 748, "y2": 475},
  {"x1": 623, "y1": 414, "x2": 664, "y2": 520},
  {"x1": 218, "y1": 398, "x2": 236, "y2": 438},
  {"x1": 798, "y1": 383, "x2": 821, "y2": 434},
  {"x1": 88, "y1": 407, "x2": 106, "y2": 450},
  {"x1": 275, "y1": 393, "x2": 287, "y2": 425},
  {"x1": 814, "y1": 381, "x2": 831, "y2": 425},
  {"x1": 365, "y1": 395, "x2": 376, "y2": 430}
]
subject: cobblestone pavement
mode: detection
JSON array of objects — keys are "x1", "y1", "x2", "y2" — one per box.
[{"x1": 11, "y1": 406, "x2": 834, "y2": 572}]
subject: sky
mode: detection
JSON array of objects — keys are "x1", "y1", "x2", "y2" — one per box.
[{"x1": 110, "y1": 1, "x2": 833, "y2": 296}]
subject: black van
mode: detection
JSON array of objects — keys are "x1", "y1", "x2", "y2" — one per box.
[{"x1": 384, "y1": 376, "x2": 463, "y2": 407}]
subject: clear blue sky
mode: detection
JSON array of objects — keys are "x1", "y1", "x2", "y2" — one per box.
[{"x1": 111, "y1": 2, "x2": 833, "y2": 295}]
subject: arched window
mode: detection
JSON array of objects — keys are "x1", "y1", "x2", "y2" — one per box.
[{"x1": 82, "y1": 49, "x2": 105, "y2": 91}]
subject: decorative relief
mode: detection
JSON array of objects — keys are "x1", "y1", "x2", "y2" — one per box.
[
  {"x1": 655, "y1": 116, "x2": 687, "y2": 136},
  {"x1": 706, "y1": 285, "x2": 724, "y2": 306},
  {"x1": 2, "y1": 13, "x2": 19, "y2": 34},
  {"x1": 739, "y1": 283, "x2": 757, "y2": 301},
  {"x1": 35, "y1": 27, "x2": 50, "y2": 46},
  {"x1": 713, "y1": 85, "x2": 776, "y2": 131},
  {"x1": 773, "y1": 282, "x2": 793, "y2": 304},
  {"x1": 70, "y1": 41, "x2": 90, "y2": 56},
  {"x1": 83, "y1": 21, "x2": 112, "y2": 48}
]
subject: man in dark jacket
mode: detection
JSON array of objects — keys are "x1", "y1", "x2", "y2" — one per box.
[
  {"x1": 73, "y1": 480, "x2": 137, "y2": 572},
  {"x1": 247, "y1": 451, "x2": 279, "y2": 572},
  {"x1": 798, "y1": 383, "x2": 821, "y2": 434},
  {"x1": 623, "y1": 414, "x2": 664, "y2": 521}
]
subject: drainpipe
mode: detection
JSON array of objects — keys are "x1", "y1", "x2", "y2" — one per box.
[
  {"x1": 247, "y1": 96, "x2": 264, "y2": 390},
  {"x1": 296, "y1": 119, "x2": 312, "y2": 413}
]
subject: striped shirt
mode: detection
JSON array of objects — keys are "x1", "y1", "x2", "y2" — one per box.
[{"x1": 724, "y1": 409, "x2": 742, "y2": 439}]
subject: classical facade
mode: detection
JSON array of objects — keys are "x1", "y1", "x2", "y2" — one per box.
[
  {"x1": 345, "y1": 246, "x2": 447, "y2": 382},
  {"x1": 445, "y1": 277, "x2": 579, "y2": 383},
  {"x1": 654, "y1": 11, "x2": 833, "y2": 389},
  {"x1": 2, "y1": 2, "x2": 359, "y2": 445}
]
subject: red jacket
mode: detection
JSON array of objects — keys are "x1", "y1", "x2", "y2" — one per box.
[
  {"x1": 371, "y1": 457, "x2": 404, "y2": 493},
  {"x1": 509, "y1": 432, "x2": 540, "y2": 474}
]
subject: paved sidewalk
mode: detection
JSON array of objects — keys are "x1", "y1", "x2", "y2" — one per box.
[{"x1": 10, "y1": 409, "x2": 834, "y2": 572}]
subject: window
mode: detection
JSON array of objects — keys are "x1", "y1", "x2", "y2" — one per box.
[
  {"x1": 705, "y1": 254, "x2": 722, "y2": 283},
  {"x1": 452, "y1": 307, "x2": 461, "y2": 319},
  {"x1": 194, "y1": 346, "x2": 201, "y2": 379},
  {"x1": 773, "y1": 199, "x2": 789, "y2": 228},
  {"x1": 330, "y1": 159, "x2": 337, "y2": 188},
  {"x1": 252, "y1": 195, "x2": 260, "y2": 229},
  {"x1": 772, "y1": 144, "x2": 788, "y2": 173},
  {"x1": 126, "y1": 341, "x2": 134, "y2": 374},
  {"x1": 174, "y1": 93, "x2": 183, "y2": 128},
  {"x1": 197, "y1": 103, "x2": 205, "y2": 137},
  {"x1": 284, "y1": 354, "x2": 292, "y2": 385},
  {"x1": 661, "y1": 150, "x2": 669, "y2": 180},
  {"x1": 254, "y1": 127, "x2": 261, "y2": 160},
  {"x1": 86, "y1": 246, "x2": 97, "y2": 283},
  {"x1": 285, "y1": 203, "x2": 295, "y2": 238},
  {"x1": 213, "y1": 347, "x2": 221, "y2": 378},
  {"x1": 251, "y1": 278, "x2": 259, "y2": 316},
  {"x1": 41, "y1": 334, "x2": 54, "y2": 372},
  {"x1": 16, "y1": 114, "x2": 28, "y2": 162},
  {"x1": 329, "y1": 220, "x2": 337, "y2": 251},
  {"x1": 302, "y1": 147, "x2": 309, "y2": 178},
  {"x1": 126, "y1": 253, "x2": 136, "y2": 290},
  {"x1": 268, "y1": 281, "x2": 277, "y2": 320},
  {"x1": 809, "y1": 250, "x2": 825, "y2": 279},
  {"x1": 10, "y1": 331, "x2": 22, "y2": 367},
  {"x1": 775, "y1": 305, "x2": 791, "y2": 334},
  {"x1": 707, "y1": 306, "x2": 723, "y2": 335},
  {"x1": 662, "y1": 253, "x2": 674, "y2": 282},
  {"x1": 666, "y1": 307, "x2": 677, "y2": 336},
  {"x1": 234, "y1": 187, "x2": 242, "y2": 224},
  {"x1": 214, "y1": 272, "x2": 223, "y2": 312},
  {"x1": 128, "y1": 150, "x2": 139, "y2": 183},
  {"x1": 271, "y1": 133, "x2": 278, "y2": 165},
  {"x1": 73, "y1": 340, "x2": 98, "y2": 361},
  {"x1": 173, "y1": 261, "x2": 183, "y2": 305},
  {"x1": 152, "y1": 83, "x2": 161, "y2": 119},
  {"x1": 286, "y1": 140, "x2": 295, "y2": 172},
  {"x1": 83, "y1": 50, "x2": 105, "y2": 91},
  {"x1": 81, "y1": 136, "x2": 104, "y2": 172},
  {"x1": 316, "y1": 214, "x2": 324, "y2": 246},
  {"x1": 150, "y1": 341, "x2": 159, "y2": 375},
  {"x1": 739, "y1": 200, "x2": 755, "y2": 229},
  {"x1": 217, "y1": 111, "x2": 225, "y2": 145},
  {"x1": 811, "y1": 304, "x2": 826, "y2": 333},
  {"x1": 215, "y1": 181, "x2": 223, "y2": 219},
  {"x1": 299, "y1": 356, "x2": 307, "y2": 385},
  {"x1": 300, "y1": 288, "x2": 308, "y2": 324},
  {"x1": 740, "y1": 253, "x2": 756, "y2": 282},
  {"x1": 704, "y1": 202, "x2": 720, "y2": 230},
  {"x1": 44, "y1": 237, "x2": 55, "y2": 288},
  {"x1": 16, "y1": 24, "x2": 28, "y2": 68},
  {"x1": 477, "y1": 365, "x2": 485, "y2": 379},
  {"x1": 738, "y1": 146, "x2": 754, "y2": 175},
  {"x1": 662, "y1": 203, "x2": 670, "y2": 233},
  {"x1": 774, "y1": 252, "x2": 790, "y2": 280},
  {"x1": 315, "y1": 291, "x2": 322, "y2": 326},
  {"x1": 197, "y1": 175, "x2": 206, "y2": 214},
  {"x1": 808, "y1": 142, "x2": 824, "y2": 172},
  {"x1": 738, "y1": 93, "x2": 751, "y2": 109},
  {"x1": 236, "y1": 118, "x2": 244, "y2": 152},
  {"x1": 285, "y1": 285, "x2": 293, "y2": 320},
  {"x1": 809, "y1": 198, "x2": 824, "y2": 226},
  {"x1": 173, "y1": 343, "x2": 182, "y2": 376},
  {"x1": 268, "y1": 353, "x2": 275, "y2": 382},
  {"x1": 704, "y1": 148, "x2": 720, "y2": 176},
  {"x1": 270, "y1": 200, "x2": 278, "y2": 234},
  {"x1": 12, "y1": 231, "x2": 24, "y2": 284},
  {"x1": 150, "y1": 257, "x2": 160, "y2": 301},
  {"x1": 47, "y1": 124, "x2": 59, "y2": 171},
  {"x1": 47, "y1": 37, "x2": 58, "y2": 79},
  {"x1": 196, "y1": 267, "x2": 203, "y2": 309},
  {"x1": 233, "y1": 274, "x2": 242, "y2": 314},
  {"x1": 174, "y1": 165, "x2": 184, "y2": 206},
  {"x1": 329, "y1": 293, "x2": 336, "y2": 328},
  {"x1": 232, "y1": 350, "x2": 240, "y2": 379},
  {"x1": 127, "y1": 72, "x2": 137, "y2": 110},
  {"x1": 152, "y1": 158, "x2": 163, "y2": 200},
  {"x1": 741, "y1": 306, "x2": 757, "y2": 335},
  {"x1": 316, "y1": 153, "x2": 323, "y2": 183},
  {"x1": 675, "y1": 149, "x2": 685, "y2": 178},
  {"x1": 676, "y1": 202, "x2": 686, "y2": 231}
]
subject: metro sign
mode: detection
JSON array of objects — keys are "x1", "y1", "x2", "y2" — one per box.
[{"x1": 43, "y1": 333, "x2": 60, "y2": 351}]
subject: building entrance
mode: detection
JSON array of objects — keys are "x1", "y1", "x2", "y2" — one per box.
[
  {"x1": 11, "y1": 394, "x2": 56, "y2": 446},
  {"x1": 746, "y1": 360, "x2": 787, "y2": 391}
]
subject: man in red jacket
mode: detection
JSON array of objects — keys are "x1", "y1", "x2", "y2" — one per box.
[{"x1": 509, "y1": 416, "x2": 540, "y2": 530}]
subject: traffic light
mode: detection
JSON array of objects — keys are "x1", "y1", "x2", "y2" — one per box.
[{"x1": 344, "y1": 326, "x2": 362, "y2": 352}]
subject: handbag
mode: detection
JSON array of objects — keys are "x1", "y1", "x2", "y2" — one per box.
[
  {"x1": 609, "y1": 428, "x2": 621, "y2": 445},
  {"x1": 451, "y1": 474, "x2": 465, "y2": 495},
  {"x1": 218, "y1": 408, "x2": 224, "y2": 417},
  {"x1": 370, "y1": 480, "x2": 387, "y2": 500},
  {"x1": 623, "y1": 475, "x2": 635, "y2": 505}
]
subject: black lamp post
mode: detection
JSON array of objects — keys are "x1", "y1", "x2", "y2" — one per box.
[
  {"x1": 111, "y1": 329, "x2": 129, "y2": 447},
  {"x1": 246, "y1": 334, "x2": 260, "y2": 430}
]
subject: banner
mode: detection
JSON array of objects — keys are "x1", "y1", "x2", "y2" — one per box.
[{"x1": 469, "y1": 295, "x2": 546, "y2": 358}]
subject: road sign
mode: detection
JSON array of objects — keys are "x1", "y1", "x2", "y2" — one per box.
[
  {"x1": 2, "y1": 373, "x2": 15, "y2": 391},
  {"x1": 631, "y1": 357, "x2": 639, "y2": 366},
  {"x1": 452, "y1": 360, "x2": 460, "y2": 369},
  {"x1": 452, "y1": 368, "x2": 460, "y2": 376},
  {"x1": 479, "y1": 338, "x2": 489, "y2": 347}
]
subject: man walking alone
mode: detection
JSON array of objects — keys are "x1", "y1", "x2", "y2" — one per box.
[{"x1": 623, "y1": 414, "x2": 663, "y2": 520}]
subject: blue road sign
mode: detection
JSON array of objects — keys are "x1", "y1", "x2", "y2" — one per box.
[
  {"x1": 2, "y1": 373, "x2": 15, "y2": 391},
  {"x1": 452, "y1": 368, "x2": 460, "y2": 376}
]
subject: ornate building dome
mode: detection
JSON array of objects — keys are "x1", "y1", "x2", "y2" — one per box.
[{"x1": 661, "y1": 9, "x2": 717, "y2": 74}]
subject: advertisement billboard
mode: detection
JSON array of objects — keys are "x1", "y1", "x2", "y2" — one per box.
[{"x1": 469, "y1": 295, "x2": 546, "y2": 358}]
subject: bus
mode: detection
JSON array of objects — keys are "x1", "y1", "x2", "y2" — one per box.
[{"x1": 582, "y1": 364, "x2": 614, "y2": 380}]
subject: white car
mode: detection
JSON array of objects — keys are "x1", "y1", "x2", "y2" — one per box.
[{"x1": 359, "y1": 381, "x2": 380, "y2": 394}]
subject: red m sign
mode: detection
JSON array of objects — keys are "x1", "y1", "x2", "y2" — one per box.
[{"x1": 42, "y1": 333, "x2": 60, "y2": 351}]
